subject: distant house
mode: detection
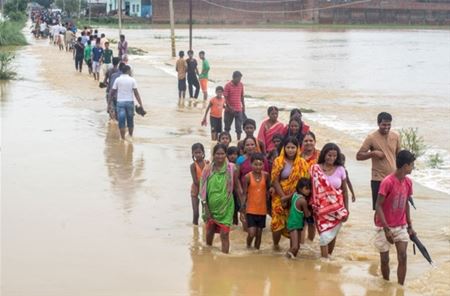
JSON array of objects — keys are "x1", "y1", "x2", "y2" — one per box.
[
  {"x1": 106, "y1": 0, "x2": 152, "y2": 17},
  {"x1": 141, "y1": 0, "x2": 152, "y2": 18},
  {"x1": 128, "y1": 0, "x2": 141, "y2": 17},
  {"x1": 87, "y1": 0, "x2": 108, "y2": 17}
]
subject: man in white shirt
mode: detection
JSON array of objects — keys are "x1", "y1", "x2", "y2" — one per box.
[
  {"x1": 111, "y1": 65, "x2": 144, "y2": 140},
  {"x1": 39, "y1": 22, "x2": 47, "y2": 38}
]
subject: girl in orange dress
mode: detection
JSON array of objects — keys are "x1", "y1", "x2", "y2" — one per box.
[{"x1": 190, "y1": 143, "x2": 208, "y2": 225}]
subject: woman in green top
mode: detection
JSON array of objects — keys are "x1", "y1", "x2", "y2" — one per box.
[
  {"x1": 283, "y1": 178, "x2": 312, "y2": 258},
  {"x1": 199, "y1": 144, "x2": 242, "y2": 253}
]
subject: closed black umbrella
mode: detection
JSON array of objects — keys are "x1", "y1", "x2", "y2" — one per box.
[
  {"x1": 410, "y1": 233, "x2": 433, "y2": 265},
  {"x1": 408, "y1": 196, "x2": 416, "y2": 210}
]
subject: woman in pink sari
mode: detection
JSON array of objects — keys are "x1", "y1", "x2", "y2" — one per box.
[{"x1": 257, "y1": 106, "x2": 285, "y2": 153}]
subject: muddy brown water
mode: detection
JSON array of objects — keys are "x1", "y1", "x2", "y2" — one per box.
[{"x1": 1, "y1": 28, "x2": 449, "y2": 296}]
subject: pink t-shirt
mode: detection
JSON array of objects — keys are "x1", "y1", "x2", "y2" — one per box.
[
  {"x1": 324, "y1": 166, "x2": 346, "y2": 189},
  {"x1": 375, "y1": 174, "x2": 413, "y2": 227}
]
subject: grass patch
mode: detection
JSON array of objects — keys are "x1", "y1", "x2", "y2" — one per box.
[
  {"x1": 300, "y1": 108, "x2": 315, "y2": 113},
  {"x1": 277, "y1": 107, "x2": 315, "y2": 113},
  {"x1": 0, "y1": 21, "x2": 27, "y2": 46},
  {"x1": 0, "y1": 52, "x2": 17, "y2": 80},
  {"x1": 399, "y1": 127, "x2": 427, "y2": 158},
  {"x1": 153, "y1": 35, "x2": 214, "y2": 40},
  {"x1": 128, "y1": 47, "x2": 147, "y2": 55}
]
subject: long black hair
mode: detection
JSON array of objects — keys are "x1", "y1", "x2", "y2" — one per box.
[
  {"x1": 284, "y1": 117, "x2": 305, "y2": 146},
  {"x1": 317, "y1": 143, "x2": 344, "y2": 166}
]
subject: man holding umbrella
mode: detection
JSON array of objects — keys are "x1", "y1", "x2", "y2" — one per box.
[{"x1": 374, "y1": 150, "x2": 417, "y2": 285}]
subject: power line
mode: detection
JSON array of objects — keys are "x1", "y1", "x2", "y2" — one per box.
[
  {"x1": 227, "y1": 0, "x2": 301, "y2": 3},
  {"x1": 198, "y1": 0, "x2": 373, "y2": 14}
]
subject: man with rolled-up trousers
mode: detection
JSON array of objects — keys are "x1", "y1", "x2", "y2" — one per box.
[{"x1": 224, "y1": 71, "x2": 245, "y2": 141}]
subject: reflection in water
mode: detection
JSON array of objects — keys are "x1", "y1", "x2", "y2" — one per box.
[
  {"x1": 104, "y1": 124, "x2": 146, "y2": 215},
  {"x1": 0, "y1": 81, "x2": 10, "y2": 100},
  {"x1": 189, "y1": 226, "x2": 346, "y2": 296}
]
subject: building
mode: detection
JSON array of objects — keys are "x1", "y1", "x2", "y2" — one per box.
[
  {"x1": 87, "y1": 0, "x2": 108, "y2": 17},
  {"x1": 106, "y1": 0, "x2": 152, "y2": 17},
  {"x1": 152, "y1": 0, "x2": 450, "y2": 25}
]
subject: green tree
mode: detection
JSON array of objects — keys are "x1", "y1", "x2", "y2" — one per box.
[
  {"x1": 35, "y1": 0, "x2": 53, "y2": 8},
  {"x1": 4, "y1": 0, "x2": 28, "y2": 14},
  {"x1": 4, "y1": 0, "x2": 28, "y2": 22},
  {"x1": 55, "y1": 0, "x2": 79, "y2": 17}
]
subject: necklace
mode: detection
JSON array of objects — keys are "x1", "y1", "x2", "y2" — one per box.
[{"x1": 322, "y1": 165, "x2": 335, "y2": 174}]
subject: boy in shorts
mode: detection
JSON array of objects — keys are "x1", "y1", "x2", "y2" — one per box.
[
  {"x1": 198, "y1": 50, "x2": 210, "y2": 103},
  {"x1": 201, "y1": 86, "x2": 224, "y2": 141},
  {"x1": 102, "y1": 41, "x2": 113, "y2": 76},
  {"x1": 374, "y1": 150, "x2": 417, "y2": 285},
  {"x1": 175, "y1": 50, "x2": 187, "y2": 106},
  {"x1": 242, "y1": 153, "x2": 270, "y2": 250}
]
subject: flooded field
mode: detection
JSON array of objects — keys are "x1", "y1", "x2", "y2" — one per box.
[{"x1": 1, "y1": 27, "x2": 449, "y2": 295}]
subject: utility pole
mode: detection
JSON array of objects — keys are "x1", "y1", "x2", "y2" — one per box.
[
  {"x1": 118, "y1": 0, "x2": 122, "y2": 35},
  {"x1": 169, "y1": 0, "x2": 176, "y2": 57},
  {"x1": 88, "y1": 0, "x2": 91, "y2": 25},
  {"x1": 189, "y1": 0, "x2": 192, "y2": 50},
  {"x1": 78, "y1": 0, "x2": 81, "y2": 19}
]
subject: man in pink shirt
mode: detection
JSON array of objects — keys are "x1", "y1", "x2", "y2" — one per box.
[
  {"x1": 223, "y1": 71, "x2": 245, "y2": 140},
  {"x1": 374, "y1": 150, "x2": 416, "y2": 285}
]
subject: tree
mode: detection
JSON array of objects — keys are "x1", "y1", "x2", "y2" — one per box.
[
  {"x1": 34, "y1": 0, "x2": 53, "y2": 8},
  {"x1": 4, "y1": 0, "x2": 28, "y2": 22},
  {"x1": 4, "y1": 0, "x2": 28, "y2": 15},
  {"x1": 55, "y1": 0, "x2": 79, "y2": 17}
]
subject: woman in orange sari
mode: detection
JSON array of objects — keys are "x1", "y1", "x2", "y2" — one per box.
[
  {"x1": 300, "y1": 131, "x2": 321, "y2": 242},
  {"x1": 301, "y1": 131, "x2": 320, "y2": 168},
  {"x1": 271, "y1": 136, "x2": 309, "y2": 249}
]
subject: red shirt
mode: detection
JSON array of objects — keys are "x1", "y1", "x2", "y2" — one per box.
[
  {"x1": 224, "y1": 81, "x2": 244, "y2": 112},
  {"x1": 375, "y1": 174, "x2": 413, "y2": 227}
]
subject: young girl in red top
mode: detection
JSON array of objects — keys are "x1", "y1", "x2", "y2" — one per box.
[
  {"x1": 190, "y1": 143, "x2": 208, "y2": 225},
  {"x1": 242, "y1": 153, "x2": 271, "y2": 249}
]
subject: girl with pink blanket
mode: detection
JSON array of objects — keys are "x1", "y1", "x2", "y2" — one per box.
[{"x1": 310, "y1": 143, "x2": 349, "y2": 258}]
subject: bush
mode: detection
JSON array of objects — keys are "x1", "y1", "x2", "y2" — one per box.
[
  {"x1": 0, "y1": 52, "x2": 16, "y2": 80},
  {"x1": 399, "y1": 127, "x2": 427, "y2": 158},
  {"x1": 0, "y1": 21, "x2": 27, "y2": 46},
  {"x1": 7, "y1": 11, "x2": 26, "y2": 22},
  {"x1": 428, "y1": 153, "x2": 444, "y2": 169}
]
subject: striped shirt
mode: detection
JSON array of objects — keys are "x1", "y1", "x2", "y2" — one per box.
[{"x1": 224, "y1": 81, "x2": 244, "y2": 112}]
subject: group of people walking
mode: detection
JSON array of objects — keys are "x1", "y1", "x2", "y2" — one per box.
[
  {"x1": 32, "y1": 13, "x2": 419, "y2": 284},
  {"x1": 191, "y1": 105, "x2": 354, "y2": 258},
  {"x1": 33, "y1": 17, "x2": 145, "y2": 142},
  {"x1": 176, "y1": 50, "x2": 210, "y2": 107},
  {"x1": 191, "y1": 105, "x2": 418, "y2": 285}
]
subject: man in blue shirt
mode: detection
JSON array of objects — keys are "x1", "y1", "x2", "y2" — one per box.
[{"x1": 91, "y1": 38, "x2": 104, "y2": 81}]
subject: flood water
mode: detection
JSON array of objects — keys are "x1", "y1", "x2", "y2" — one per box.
[{"x1": 1, "y1": 27, "x2": 450, "y2": 296}]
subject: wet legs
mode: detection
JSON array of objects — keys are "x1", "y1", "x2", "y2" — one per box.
[{"x1": 191, "y1": 196, "x2": 199, "y2": 225}]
